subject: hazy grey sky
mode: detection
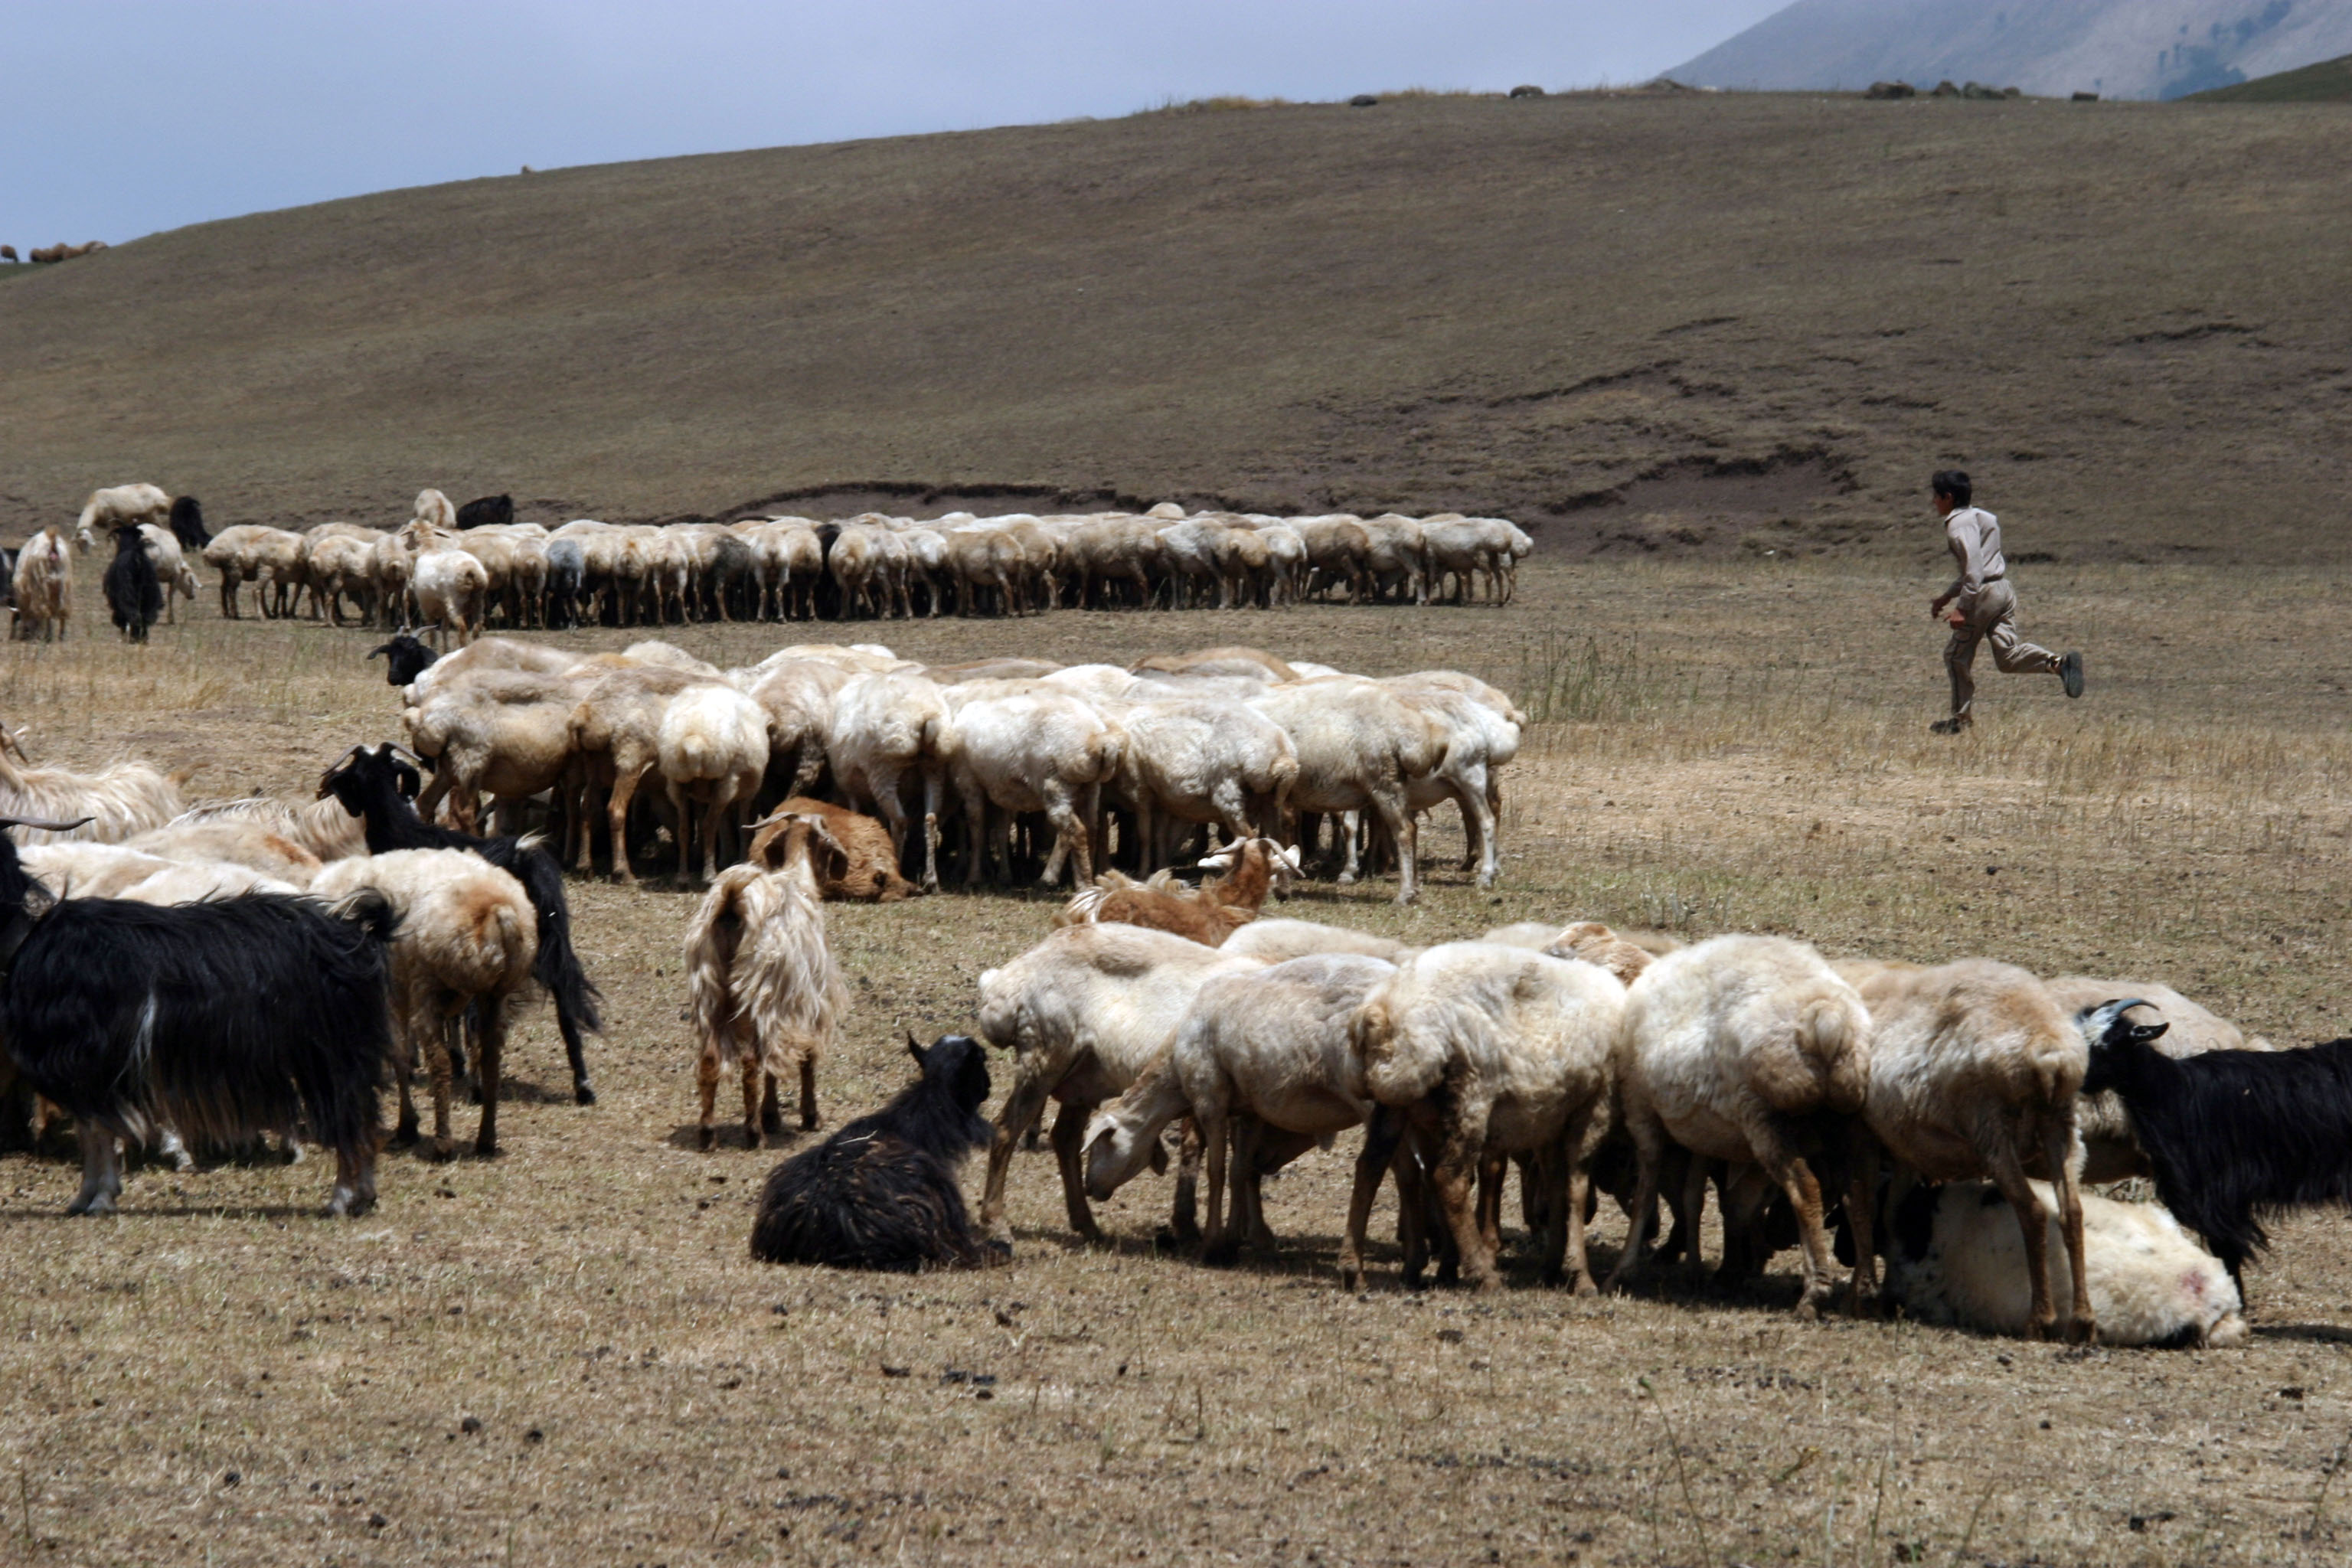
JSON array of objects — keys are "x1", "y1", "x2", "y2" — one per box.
[{"x1": 2, "y1": 2, "x2": 1784, "y2": 247}]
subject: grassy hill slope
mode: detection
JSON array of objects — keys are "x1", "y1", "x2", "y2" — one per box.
[
  {"x1": 2190, "y1": 50, "x2": 2352, "y2": 100},
  {"x1": 2, "y1": 93, "x2": 2347, "y2": 561}
]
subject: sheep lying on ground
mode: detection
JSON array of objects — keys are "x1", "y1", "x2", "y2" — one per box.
[
  {"x1": 975, "y1": 923, "x2": 1264, "y2": 1246},
  {"x1": 1220, "y1": 917, "x2": 1415, "y2": 963},
  {"x1": 746, "y1": 799, "x2": 921, "y2": 901},
  {"x1": 1347, "y1": 942, "x2": 1625, "y2": 1292},
  {"x1": 685, "y1": 812, "x2": 848, "y2": 1148},
  {"x1": 1854, "y1": 959, "x2": 2093, "y2": 1341},
  {"x1": 1876, "y1": 1178, "x2": 2247, "y2": 1348},
  {"x1": 1083, "y1": 953, "x2": 1396, "y2": 1263},
  {"x1": 1057, "y1": 838, "x2": 1301, "y2": 945},
  {"x1": 750, "y1": 1034, "x2": 994, "y2": 1272},
  {"x1": 0, "y1": 729, "x2": 186, "y2": 844},
  {"x1": 124, "y1": 820, "x2": 323, "y2": 886},
  {"x1": 1603, "y1": 936, "x2": 1874, "y2": 1318},
  {"x1": 311, "y1": 849, "x2": 539, "y2": 1159}
]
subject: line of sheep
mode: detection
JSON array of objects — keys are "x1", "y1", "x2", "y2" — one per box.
[
  {"x1": 8, "y1": 485, "x2": 1533, "y2": 644},
  {"x1": 730, "y1": 884, "x2": 2344, "y2": 1349},
  {"x1": 371, "y1": 634, "x2": 1518, "y2": 904}
]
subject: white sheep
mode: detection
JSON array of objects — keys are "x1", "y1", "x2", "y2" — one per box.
[
  {"x1": 1878, "y1": 1178, "x2": 2247, "y2": 1348},
  {"x1": 165, "y1": 795, "x2": 368, "y2": 863},
  {"x1": 74, "y1": 483, "x2": 171, "y2": 547},
  {"x1": 1220, "y1": 917, "x2": 1416, "y2": 964},
  {"x1": 413, "y1": 488, "x2": 457, "y2": 531},
  {"x1": 1348, "y1": 942, "x2": 1625, "y2": 1292},
  {"x1": 1108, "y1": 697, "x2": 1299, "y2": 868},
  {"x1": 1083, "y1": 953, "x2": 1395, "y2": 1263},
  {"x1": 411, "y1": 548, "x2": 490, "y2": 647},
  {"x1": 657, "y1": 682, "x2": 769, "y2": 884},
  {"x1": 1249, "y1": 678, "x2": 1449, "y2": 902},
  {"x1": 123, "y1": 820, "x2": 324, "y2": 887},
  {"x1": 823, "y1": 670, "x2": 951, "y2": 891},
  {"x1": 125, "y1": 524, "x2": 202, "y2": 625},
  {"x1": 1602, "y1": 935, "x2": 1875, "y2": 1318},
  {"x1": 1854, "y1": 959, "x2": 2094, "y2": 1341},
  {"x1": 975, "y1": 923, "x2": 1265, "y2": 1247},
  {"x1": 11, "y1": 528, "x2": 73, "y2": 642},
  {"x1": 0, "y1": 730, "x2": 186, "y2": 844},
  {"x1": 310, "y1": 848, "x2": 539, "y2": 1159},
  {"x1": 944, "y1": 688, "x2": 1122, "y2": 888},
  {"x1": 684, "y1": 812, "x2": 848, "y2": 1149}
]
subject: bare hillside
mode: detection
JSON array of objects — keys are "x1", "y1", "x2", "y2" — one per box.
[{"x1": 2, "y1": 91, "x2": 2347, "y2": 562}]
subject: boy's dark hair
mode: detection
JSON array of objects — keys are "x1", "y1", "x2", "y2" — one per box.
[{"x1": 1930, "y1": 470, "x2": 1972, "y2": 508}]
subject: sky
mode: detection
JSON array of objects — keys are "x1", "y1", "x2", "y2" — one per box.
[{"x1": 1, "y1": 1, "x2": 1785, "y2": 248}]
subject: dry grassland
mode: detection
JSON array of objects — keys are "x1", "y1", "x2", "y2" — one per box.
[{"x1": 1, "y1": 551, "x2": 2348, "y2": 1566}]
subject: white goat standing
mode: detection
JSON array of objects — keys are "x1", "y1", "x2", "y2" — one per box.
[{"x1": 684, "y1": 812, "x2": 848, "y2": 1149}]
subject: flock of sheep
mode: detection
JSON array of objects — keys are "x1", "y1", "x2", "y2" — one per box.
[
  {"x1": 8, "y1": 484, "x2": 1534, "y2": 643},
  {"x1": 0, "y1": 482, "x2": 2332, "y2": 1357}
]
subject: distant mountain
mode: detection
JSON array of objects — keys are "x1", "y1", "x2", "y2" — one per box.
[
  {"x1": 2188, "y1": 45, "x2": 2352, "y2": 95},
  {"x1": 1672, "y1": 0, "x2": 2352, "y2": 100}
]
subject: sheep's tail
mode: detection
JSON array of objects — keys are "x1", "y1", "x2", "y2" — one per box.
[{"x1": 1797, "y1": 995, "x2": 1868, "y2": 1116}]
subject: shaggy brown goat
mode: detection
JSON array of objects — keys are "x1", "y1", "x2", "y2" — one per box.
[
  {"x1": 746, "y1": 797, "x2": 920, "y2": 901},
  {"x1": 1054, "y1": 837, "x2": 1300, "y2": 946}
]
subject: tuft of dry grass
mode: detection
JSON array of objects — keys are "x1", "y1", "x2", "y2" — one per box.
[{"x1": 3, "y1": 553, "x2": 2351, "y2": 1563}]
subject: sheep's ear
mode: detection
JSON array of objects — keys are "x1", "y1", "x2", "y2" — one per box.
[{"x1": 2081, "y1": 998, "x2": 2167, "y2": 1049}]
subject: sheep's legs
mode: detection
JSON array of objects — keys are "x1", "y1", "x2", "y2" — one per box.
[
  {"x1": 468, "y1": 1011, "x2": 505, "y2": 1158},
  {"x1": 425, "y1": 1016, "x2": 459, "y2": 1160},
  {"x1": 1340, "y1": 1109, "x2": 1403, "y2": 1289},
  {"x1": 696, "y1": 1044, "x2": 724, "y2": 1152},
  {"x1": 1168, "y1": 1116, "x2": 1202, "y2": 1245},
  {"x1": 2043, "y1": 1121, "x2": 2094, "y2": 1343},
  {"x1": 1602, "y1": 1120, "x2": 1673, "y2": 1295},
  {"x1": 1749, "y1": 1135, "x2": 1836, "y2": 1319},
  {"x1": 67, "y1": 1125, "x2": 123, "y2": 1216},
  {"x1": 798, "y1": 1054, "x2": 820, "y2": 1131},
  {"x1": 327, "y1": 1138, "x2": 377, "y2": 1218},
  {"x1": 1365, "y1": 789, "x2": 1420, "y2": 903},
  {"x1": 606, "y1": 764, "x2": 650, "y2": 884},
  {"x1": 739, "y1": 1057, "x2": 766, "y2": 1146},
  {"x1": 1981, "y1": 1138, "x2": 2059, "y2": 1339},
  {"x1": 1844, "y1": 1128, "x2": 1880, "y2": 1316},
  {"x1": 1430, "y1": 1115, "x2": 1498, "y2": 1291},
  {"x1": 1199, "y1": 1110, "x2": 1236, "y2": 1266},
  {"x1": 979, "y1": 1073, "x2": 1057, "y2": 1246},
  {"x1": 1049, "y1": 1100, "x2": 1103, "y2": 1243}
]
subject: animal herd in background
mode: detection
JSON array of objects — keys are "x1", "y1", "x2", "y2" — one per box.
[
  {"x1": 7, "y1": 483, "x2": 1534, "y2": 645},
  {"x1": 0, "y1": 483, "x2": 2337, "y2": 1354}
]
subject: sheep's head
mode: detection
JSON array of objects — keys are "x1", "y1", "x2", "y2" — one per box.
[
  {"x1": 2078, "y1": 998, "x2": 2169, "y2": 1095},
  {"x1": 368, "y1": 635, "x2": 436, "y2": 688},
  {"x1": 910, "y1": 1031, "x2": 991, "y2": 1116}
]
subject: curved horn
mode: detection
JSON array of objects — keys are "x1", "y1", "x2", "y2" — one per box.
[
  {"x1": 314, "y1": 745, "x2": 368, "y2": 798},
  {"x1": 0, "y1": 815, "x2": 93, "y2": 834},
  {"x1": 2079, "y1": 997, "x2": 2169, "y2": 1047}
]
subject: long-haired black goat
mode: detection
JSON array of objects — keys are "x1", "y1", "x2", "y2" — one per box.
[
  {"x1": 0, "y1": 815, "x2": 396, "y2": 1216},
  {"x1": 2082, "y1": 998, "x2": 2352, "y2": 1294},
  {"x1": 318, "y1": 742, "x2": 600, "y2": 1103},
  {"x1": 751, "y1": 1033, "x2": 993, "y2": 1272},
  {"x1": 103, "y1": 525, "x2": 162, "y2": 643},
  {"x1": 168, "y1": 495, "x2": 209, "y2": 550}
]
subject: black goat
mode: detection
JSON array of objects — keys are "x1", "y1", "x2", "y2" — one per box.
[
  {"x1": 168, "y1": 495, "x2": 210, "y2": 549},
  {"x1": 0, "y1": 815, "x2": 396, "y2": 1216},
  {"x1": 751, "y1": 1033, "x2": 993, "y2": 1271},
  {"x1": 368, "y1": 634, "x2": 438, "y2": 688},
  {"x1": 456, "y1": 494, "x2": 514, "y2": 530},
  {"x1": 102, "y1": 525, "x2": 162, "y2": 642},
  {"x1": 2082, "y1": 999, "x2": 2352, "y2": 1293},
  {"x1": 318, "y1": 743, "x2": 600, "y2": 1104}
]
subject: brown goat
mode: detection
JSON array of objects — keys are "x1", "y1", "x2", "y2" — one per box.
[
  {"x1": 746, "y1": 798, "x2": 920, "y2": 901},
  {"x1": 1055, "y1": 838, "x2": 1301, "y2": 946}
]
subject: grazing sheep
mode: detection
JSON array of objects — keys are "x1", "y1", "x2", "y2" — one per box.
[
  {"x1": 456, "y1": 494, "x2": 514, "y2": 530},
  {"x1": 310, "y1": 849, "x2": 538, "y2": 1160},
  {"x1": 413, "y1": 488, "x2": 457, "y2": 531},
  {"x1": 1057, "y1": 838, "x2": 1300, "y2": 946},
  {"x1": 0, "y1": 817, "x2": 395, "y2": 1217},
  {"x1": 823, "y1": 671, "x2": 952, "y2": 892},
  {"x1": 1220, "y1": 917, "x2": 1415, "y2": 964},
  {"x1": 1083, "y1": 953, "x2": 1396, "y2": 1263},
  {"x1": 746, "y1": 799, "x2": 921, "y2": 902},
  {"x1": 412, "y1": 548, "x2": 490, "y2": 647},
  {"x1": 1346, "y1": 942, "x2": 1625, "y2": 1292},
  {"x1": 1250, "y1": 678, "x2": 1449, "y2": 902},
  {"x1": 975, "y1": 923, "x2": 1264, "y2": 1246},
  {"x1": 132, "y1": 524, "x2": 203, "y2": 625},
  {"x1": 405, "y1": 665, "x2": 583, "y2": 837},
  {"x1": 318, "y1": 743, "x2": 601, "y2": 1104},
  {"x1": 201, "y1": 525, "x2": 306, "y2": 619},
  {"x1": 2040, "y1": 977, "x2": 2275, "y2": 1182},
  {"x1": 0, "y1": 730, "x2": 186, "y2": 844},
  {"x1": 685, "y1": 812, "x2": 848, "y2": 1149},
  {"x1": 167, "y1": 496, "x2": 210, "y2": 550},
  {"x1": 74, "y1": 484, "x2": 171, "y2": 547},
  {"x1": 11, "y1": 527, "x2": 72, "y2": 641},
  {"x1": 2082, "y1": 1011, "x2": 2352, "y2": 1296},
  {"x1": 944, "y1": 688, "x2": 1121, "y2": 889},
  {"x1": 1602, "y1": 936, "x2": 1875, "y2": 1318},
  {"x1": 657, "y1": 682, "x2": 769, "y2": 884},
  {"x1": 750, "y1": 1034, "x2": 994, "y2": 1272},
  {"x1": 1854, "y1": 960, "x2": 2094, "y2": 1341},
  {"x1": 101, "y1": 526, "x2": 162, "y2": 642},
  {"x1": 1109, "y1": 697, "x2": 1299, "y2": 868},
  {"x1": 1877, "y1": 1178, "x2": 2247, "y2": 1348}
]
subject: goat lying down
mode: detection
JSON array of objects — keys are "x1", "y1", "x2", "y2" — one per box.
[{"x1": 1875, "y1": 1178, "x2": 2247, "y2": 1348}]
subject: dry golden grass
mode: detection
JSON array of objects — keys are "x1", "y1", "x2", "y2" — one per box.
[{"x1": 3, "y1": 553, "x2": 2350, "y2": 1564}]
